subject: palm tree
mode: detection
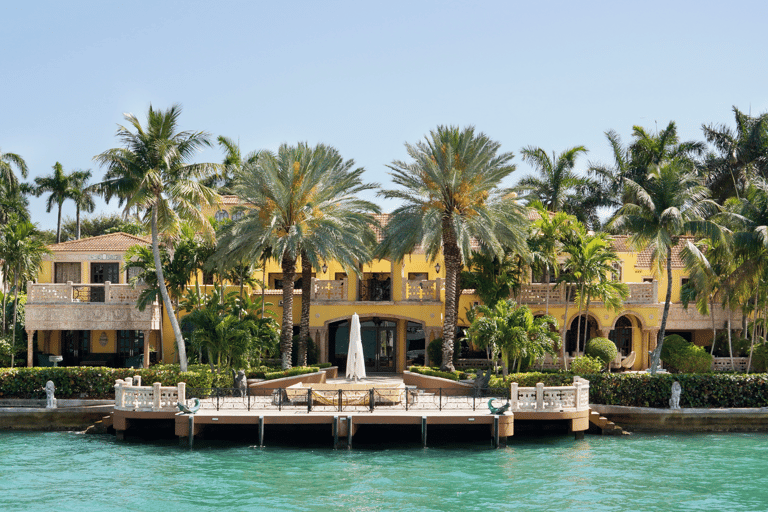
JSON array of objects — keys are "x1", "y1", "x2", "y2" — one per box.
[
  {"x1": 590, "y1": 122, "x2": 706, "y2": 217},
  {"x1": 202, "y1": 136, "x2": 260, "y2": 194},
  {"x1": 0, "y1": 218, "x2": 50, "y2": 367},
  {"x1": 701, "y1": 106, "x2": 768, "y2": 202},
  {"x1": 94, "y1": 104, "x2": 221, "y2": 371},
  {"x1": 609, "y1": 158, "x2": 725, "y2": 373},
  {"x1": 378, "y1": 125, "x2": 529, "y2": 372},
  {"x1": 529, "y1": 204, "x2": 576, "y2": 315},
  {"x1": 468, "y1": 299, "x2": 559, "y2": 375},
  {"x1": 0, "y1": 148, "x2": 28, "y2": 191},
  {"x1": 214, "y1": 142, "x2": 379, "y2": 369},
  {"x1": 33, "y1": 162, "x2": 76, "y2": 243},
  {"x1": 518, "y1": 146, "x2": 600, "y2": 225},
  {"x1": 69, "y1": 170, "x2": 96, "y2": 240}
]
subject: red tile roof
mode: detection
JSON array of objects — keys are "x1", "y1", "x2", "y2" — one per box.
[
  {"x1": 610, "y1": 235, "x2": 693, "y2": 268},
  {"x1": 48, "y1": 232, "x2": 151, "y2": 253}
]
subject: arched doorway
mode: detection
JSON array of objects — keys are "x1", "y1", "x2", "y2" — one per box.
[
  {"x1": 329, "y1": 318, "x2": 399, "y2": 373},
  {"x1": 565, "y1": 315, "x2": 598, "y2": 355},
  {"x1": 609, "y1": 316, "x2": 633, "y2": 357}
]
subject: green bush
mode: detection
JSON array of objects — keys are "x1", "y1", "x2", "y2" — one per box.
[
  {"x1": 427, "y1": 338, "x2": 460, "y2": 368},
  {"x1": 712, "y1": 334, "x2": 751, "y2": 357},
  {"x1": 263, "y1": 366, "x2": 320, "y2": 381},
  {"x1": 588, "y1": 373, "x2": 768, "y2": 408},
  {"x1": 585, "y1": 337, "x2": 618, "y2": 368},
  {"x1": 291, "y1": 336, "x2": 319, "y2": 366},
  {"x1": 570, "y1": 355, "x2": 605, "y2": 375},
  {"x1": 661, "y1": 334, "x2": 713, "y2": 373},
  {"x1": 407, "y1": 365, "x2": 460, "y2": 381},
  {"x1": 751, "y1": 343, "x2": 768, "y2": 372}
]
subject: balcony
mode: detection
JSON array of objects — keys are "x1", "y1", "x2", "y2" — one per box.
[
  {"x1": 517, "y1": 281, "x2": 658, "y2": 306},
  {"x1": 309, "y1": 277, "x2": 442, "y2": 303},
  {"x1": 25, "y1": 281, "x2": 161, "y2": 332}
]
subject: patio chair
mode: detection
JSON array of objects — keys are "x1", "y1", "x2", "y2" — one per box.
[{"x1": 620, "y1": 351, "x2": 636, "y2": 371}]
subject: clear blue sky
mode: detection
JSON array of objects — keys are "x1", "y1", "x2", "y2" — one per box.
[{"x1": 3, "y1": 0, "x2": 767, "y2": 232}]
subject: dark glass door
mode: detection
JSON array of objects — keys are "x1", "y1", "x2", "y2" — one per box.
[
  {"x1": 118, "y1": 330, "x2": 144, "y2": 367},
  {"x1": 91, "y1": 263, "x2": 119, "y2": 302},
  {"x1": 361, "y1": 320, "x2": 396, "y2": 372},
  {"x1": 62, "y1": 330, "x2": 90, "y2": 366}
]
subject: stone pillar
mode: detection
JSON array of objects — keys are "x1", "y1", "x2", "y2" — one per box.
[
  {"x1": 143, "y1": 330, "x2": 152, "y2": 368},
  {"x1": 599, "y1": 328, "x2": 611, "y2": 339},
  {"x1": 104, "y1": 281, "x2": 111, "y2": 303},
  {"x1": 26, "y1": 329, "x2": 35, "y2": 367},
  {"x1": 644, "y1": 329, "x2": 659, "y2": 369}
]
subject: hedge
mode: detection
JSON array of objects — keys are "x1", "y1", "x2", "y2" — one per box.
[
  {"x1": 586, "y1": 373, "x2": 768, "y2": 408},
  {"x1": 0, "y1": 365, "x2": 214, "y2": 399},
  {"x1": 407, "y1": 366, "x2": 461, "y2": 381}
]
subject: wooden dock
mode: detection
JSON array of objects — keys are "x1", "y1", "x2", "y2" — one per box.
[{"x1": 110, "y1": 375, "x2": 592, "y2": 447}]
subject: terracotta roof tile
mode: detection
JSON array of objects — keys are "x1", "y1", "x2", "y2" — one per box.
[
  {"x1": 48, "y1": 232, "x2": 151, "y2": 253},
  {"x1": 610, "y1": 235, "x2": 693, "y2": 268}
]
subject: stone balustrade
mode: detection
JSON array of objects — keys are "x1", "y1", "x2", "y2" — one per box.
[
  {"x1": 517, "y1": 282, "x2": 657, "y2": 306},
  {"x1": 712, "y1": 357, "x2": 750, "y2": 372},
  {"x1": 509, "y1": 376, "x2": 590, "y2": 412},
  {"x1": 114, "y1": 377, "x2": 185, "y2": 412},
  {"x1": 28, "y1": 281, "x2": 151, "y2": 305},
  {"x1": 404, "y1": 279, "x2": 440, "y2": 301},
  {"x1": 311, "y1": 278, "x2": 347, "y2": 301}
]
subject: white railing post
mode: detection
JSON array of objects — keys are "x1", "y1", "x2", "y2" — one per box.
[
  {"x1": 178, "y1": 382, "x2": 186, "y2": 404},
  {"x1": 114, "y1": 379, "x2": 124, "y2": 409},
  {"x1": 536, "y1": 382, "x2": 544, "y2": 410},
  {"x1": 134, "y1": 375, "x2": 141, "y2": 386},
  {"x1": 104, "y1": 281, "x2": 111, "y2": 303},
  {"x1": 510, "y1": 383, "x2": 518, "y2": 410},
  {"x1": 153, "y1": 382, "x2": 161, "y2": 411},
  {"x1": 574, "y1": 380, "x2": 582, "y2": 409}
]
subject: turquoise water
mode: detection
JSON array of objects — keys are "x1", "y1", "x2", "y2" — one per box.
[{"x1": 3, "y1": 431, "x2": 768, "y2": 511}]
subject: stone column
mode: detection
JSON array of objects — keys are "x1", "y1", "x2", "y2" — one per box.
[
  {"x1": 26, "y1": 329, "x2": 35, "y2": 367},
  {"x1": 143, "y1": 330, "x2": 152, "y2": 368},
  {"x1": 599, "y1": 327, "x2": 611, "y2": 339}
]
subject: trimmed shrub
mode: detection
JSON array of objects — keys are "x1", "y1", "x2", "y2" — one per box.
[
  {"x1": 263, "y1": 366, "x2": 320, "y2": 381},
  {"x1": 585, "y1": 337, "x2": 618, "y2": 368},
  {"x1": 751, "y1": 342, "x2": 768, "y2": 372},
  {"x1": 661, "y1": 334, "x2": 713, "y2": 373},
  {"x1": 712, "y1": 334, "x2": 751, "y2": 357},
  {"x1": 407, "y1": 365, "x2": 460, "y2": 381},
  {"x1": 587, "y1": 373, "x2": 768, "y2": 408},
  {"x1": 570, "y1": 355, "x2": 604, "y2": 375}
]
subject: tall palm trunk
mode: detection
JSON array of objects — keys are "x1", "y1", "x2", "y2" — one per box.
[
  {"x1": 151, "y1": 204, "x2": 188, "y2": 371},
  {"x1": 280, "y1": 252, "x2": 296, "y2": 369},
  {"x1": 583, "y1": 296, "x2": 592, "y2": 348},
  {"x1": 10, "y1": 264, "x2": 19, "y2": 368},
  {"x1": 710, "y1": 297, "x2": 717, "y2": 355},
  {"x1": 575, "y1": 283, "x2": 585, "y2": 353},
  {"x1": 747, "y1": 288, "x2": 759, "y2": 373},
  {"x1": 298, "y1": 251, "x2": 311, "y2": 366},
  {"x1": 441, "y1": 216, "x2": 461, "y2": 372},
  {"x1": 650, "y1": 248, "x2": 673, "y2": 374},
  {"x1": 727, "y1": 303, "x2": 735, "y2": 371},
  {"x1": 56, "y1": 202, "x2": 63, "y2": 243},
  {"x1": 76, "y1": 205, "x2": 82, "y2": 240},
  {"x1": 561, "y1": 281, "x2": 571, "y2": 370}
]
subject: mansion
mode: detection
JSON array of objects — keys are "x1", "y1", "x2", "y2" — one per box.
[{"x1": 23, "y1": 198, "x2": 736, "y2": 372}]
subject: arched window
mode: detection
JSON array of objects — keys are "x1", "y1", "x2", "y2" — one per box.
[
  {"x1": 232, "y1": 210, "x2": 244, "y2": 221},
  {"x1": 214, "y1": 210, "x2": 230, "y2": 221}
]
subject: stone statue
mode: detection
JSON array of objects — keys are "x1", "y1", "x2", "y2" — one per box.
[
  {"x1": 473, "y1": 368, "x2": 492, "y2": 394},
  {"x1": 232, "y1": 369, "x2": 247, "y2": 397},
  {"x1": 669, "y1": 381, "x2": 682, "y2": 409},
  {"x1": 44, "y1": 380, "x2": 57, "y2": 409}
]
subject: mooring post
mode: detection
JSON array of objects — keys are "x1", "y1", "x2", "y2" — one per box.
[
  {"x1": 369, "y1": 388, "x2": 375, "y2": 412},
  {"x1": 308, "y1": 388, "x2": 313, "y2": 413},
  {"x1": 188, "y1": 414, "x2": 194, "y2": 449},
  {"x1": 259, "y1": 416, "x2": 264, "y2": 447},
  {"x1": 493, "y1": 415, "x2": 500, "y2": 449},
  {"x1": 347, "y1": 415, "x2": 353, "y2": 448},
  {"x1": 333, "y1": 416, "x2": 339, "y2": 449},
  {"x1": 421, "y1": 416, "x2": 427, "y2": 447}
]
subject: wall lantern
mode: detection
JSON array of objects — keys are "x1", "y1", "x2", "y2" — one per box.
[
  {"x1": 321, "y1": 263, "x2": 328, "y2": 274},
  {"x1": 435, "y1": 263, "x2": 441, "y2": 274}
]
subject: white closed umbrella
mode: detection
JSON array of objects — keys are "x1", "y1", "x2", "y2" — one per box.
[{"x1": 346, "y1": 313, "x2": 366, "y2": 381}]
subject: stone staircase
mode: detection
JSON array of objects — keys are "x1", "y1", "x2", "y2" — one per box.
[
  {"x1": 589, "y1": 409, "x2": 628, "y2": 435},
  {"x1": 83, "y1": 413, "x2": 114, "y2": 435}
]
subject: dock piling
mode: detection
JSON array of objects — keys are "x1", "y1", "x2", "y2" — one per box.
[
  {"x1": 333, "y1": 416, "x2": 339, "y2": 449},
  {"x1": 493, "y1": 415, "x2": 499, "y2": 448},
  {"x1": 421, "y1": 416, "x2": 427, "y2": 447},
  {"x1": 258, "y1": 416, "x2": 264, "y2": 447},
  {"x1": 347, "y1": 415, "x2": 353, "y2": 448},
  {"x1": 188, "y1": 415, "x2": 194, "y2": 449}
]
